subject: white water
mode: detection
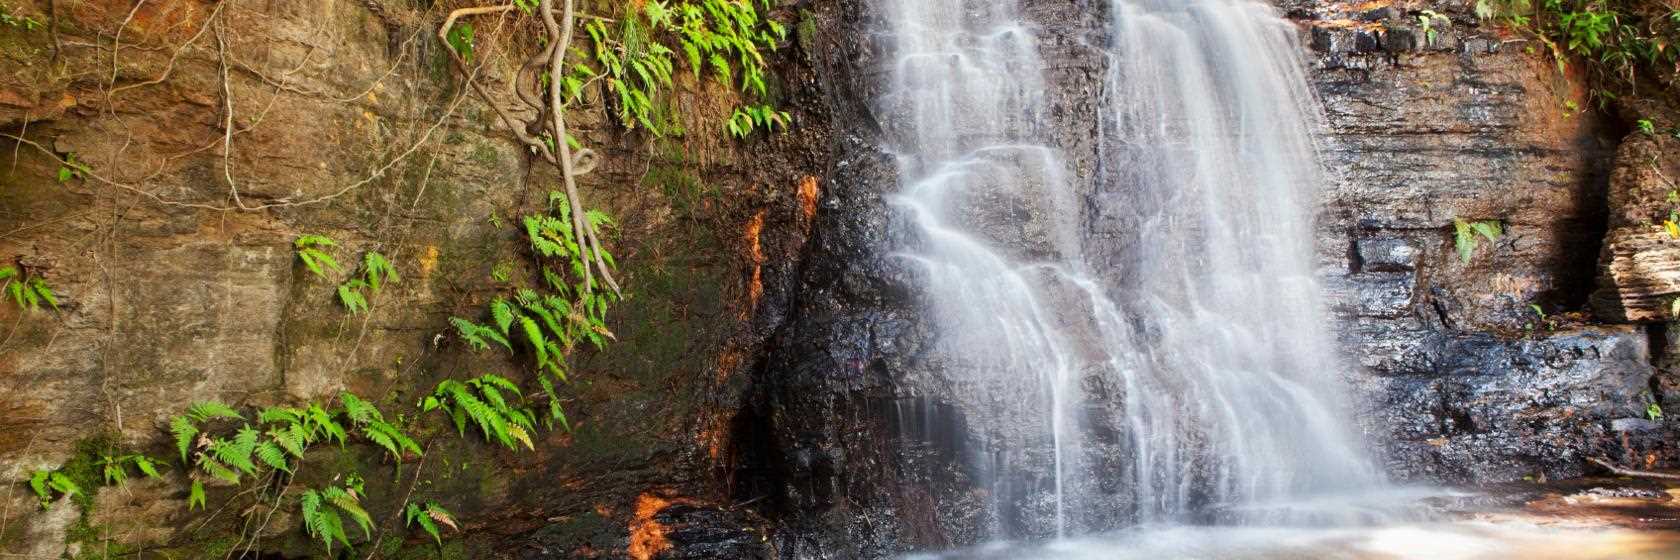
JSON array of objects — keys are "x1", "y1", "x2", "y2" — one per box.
[{"x1": 882, "y1": 0, "x2": 1383, "y2": 539}]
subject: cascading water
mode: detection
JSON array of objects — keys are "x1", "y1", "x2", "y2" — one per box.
[{"x1": 880, "y1": 0, "x2": 1383, "y2": 541}]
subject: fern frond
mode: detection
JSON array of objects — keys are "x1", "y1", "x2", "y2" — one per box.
[
  {"x1": 133, "y1": 456, "x2": 161, "y2": 479},
  {"x1": 520, "y1": 316, "x2": 548, "y2": 369},
  {"x1": 271, "y1": 425, "x2": 306, "y2": 458},
  {"x1": 255, "y1": 441, "x2": 290, "y2": 472},
  {"x1": 340, "y1": 392, "x2": 381, "y2": 425},
  {"x1": 171, "y1": 416, "x2": 200, "y2": 462},
  {"x1": 188, "y1": 480, "x2": 207, "y2": 510},
  {"x1": 491, "y1": 298, "x2": 515, "y2": 334},
  {"x1": 188, "y1": 401, "x2": 244, "y2": 422},
  {"x1": 198, "y1": 456, "x2": 241, "y2": 484}
]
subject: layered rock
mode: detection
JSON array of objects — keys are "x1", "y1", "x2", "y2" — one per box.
[{"x1": 1590, "y1": 128, "x2": 1680, "y2": 322}]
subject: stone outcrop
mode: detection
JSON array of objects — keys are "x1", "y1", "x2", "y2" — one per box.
[
  {"x1": 1293, "y1": 2, "x2": 1673, "y2": 484},
  {"x1": 1590, "y1": 127, "x2": 1680, "y2": 322},
  {"x1": 0, "y1": 0, "x2": 833, "y2": 557}
]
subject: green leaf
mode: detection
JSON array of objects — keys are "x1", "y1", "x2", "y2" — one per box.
[
  {"x1": 189, "y1": 480, "x2": 207, "y2": 510},
  {"x1": 188, "y1": 401, "x2": 244, "y2": 422}
]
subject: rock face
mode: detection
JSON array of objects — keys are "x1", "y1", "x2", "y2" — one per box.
[
  {"x1": 0, "y1": 0, "x2": 831, "y2": 557},
  {"x1": 746, "y1": 1, "x2": 1680, "y2": 557},
  {"x1": 1292, "y1": 2, "x2": 1673, "y2": 484},
  {"x1": 1591, "y1": 129, "x2": 1680, "y2": 323},
  {"x1": 1, "y1": 0, "x2": 1677, "y2": 558}
]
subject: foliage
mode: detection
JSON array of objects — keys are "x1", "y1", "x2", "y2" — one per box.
[
  {"x1": 1475, "y1": 0, "x2": 1680, "y2": 94},
  {"x1": 423, "y1": 375, "x2": 539, "y2": 450},
  {"x1": 331, "y1": 251, "x2": 399, "y2": 314},
  {"x1": 28, "y1": 469, "x2": 79, "y2": 508},
  {"x1": 294, "y1": 235, "x2": 342, "y2": 280},
  {"x1": 447, "y1": 21, "x2": 476, "y2": 65},
  {"x1": 0, "y1": 3, "x2": 42, "y2": 30},
  {"x1": 98, "y1": 453, "x2": 162, "y2": 486},
  {"x1": 57, "y1": 153, "x2": 88, "y2": 183},
  {"x1": 0, "y1": 266, "x2": 57, "y2": 311},
  {"x1": 300, "y1": 481, "x2": 373, "y2": 554},
  {"x1": 451, "y1": 193, "x2": 617, "y2": 428},
  {"x1": 341, "y1": 391, "x2": 421, "y2": 463},
  {"x1": 1453, "y1": 219, "x2": 1504, "y2": 263},
  {"x1": 568, "y1": 0, "x2": 789, "y2": 136},
  {"x1": 1650, "y1": 401, "x2": 1666, "y2": 420},
  {"x1": 403, "y1": 500, "x2": 459, "y2": 545},
  {"x1": 727, "y1": 104, "x2": 791, "y2": 138},
  {"x1": 1419, "y1": 9, "x2": 1450, "y2": 44}
]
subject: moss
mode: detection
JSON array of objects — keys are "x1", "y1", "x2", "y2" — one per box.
[
  {"x1": 797, "y1": 9, "x2": 819, "y2": 57},
  {"x1": 387, "y1": 539, "x2": 468, "y2": 560}
]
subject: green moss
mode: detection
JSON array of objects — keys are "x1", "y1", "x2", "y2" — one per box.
[{"x1": 797, "y1": 9, "x2": 818, "y2": 56}]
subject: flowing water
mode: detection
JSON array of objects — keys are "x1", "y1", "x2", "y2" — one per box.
[{"x1": 883, "y1": 0, "x2": 1381, "y2": 538}]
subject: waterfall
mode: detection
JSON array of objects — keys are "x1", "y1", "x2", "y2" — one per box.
[{"x1": 881, "y1": 0, "x2": 1383, "y2": 539}]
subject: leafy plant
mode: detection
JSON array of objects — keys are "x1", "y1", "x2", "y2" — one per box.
[
  {"x1": 446, "y1": 21, "x2": 475, "y2": 64},
  {"x1": 0, "y1": 266, "x2": 58, "y2": 311},
  {"x1": 340, "y1": 392, "x2": 421, "y2": 463},
  {"x1": 1639, "y1": 118, "x2": 1657, "y2": 134},
  {"x1": 727, "y1": 104, "x2": 791, "y2": 138},
  {"x1": 28, "y1": 469, "x2": 79, "y2": 508},
  {"x1": 56, "y1": 153, "x2": 87, "y2": 183},
  {"x1": 300, "y1": 483, "x2": 373, "y2": 553},
  {"x1": 1453, "y1": 218, "x2": 1504, "y2": 263},
  {"x1": 1475, "y1": 0, "x2": 1680, "y2": 94},
  {"x1": 567, "y1": 0, "x2": 789, "y2": 136},
  {"x1": 1418, "y1": 9, "x2": 1450, "y2": 44},
  {"x1": 295, "y1": 235, "x2": 342, "y2": 280},
  {"x1": 404, "y1": 500, "x2": 459, "y2": 545},
  {"x1": 423, "y1": 376, "x2": 539, "y2": 450},
  {"x1": 337, "y1": 251, "x2": 398, "y2": 314},
  {"x1": 98, "y1": 454, "x2": 162, "y2": 486},
  {"x1": 1649, "y1": 402, "x2": 1665, "y2": 420},
  {"x1": 0, "y1": 4, "x2": 42, "y2": 29}
]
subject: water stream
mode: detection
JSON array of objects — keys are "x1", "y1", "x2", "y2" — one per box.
[{"x1": 883, "y1": 0, "x2": 1382, "y2": 538}]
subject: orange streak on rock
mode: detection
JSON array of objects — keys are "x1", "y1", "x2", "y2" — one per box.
[{"x1": 628, "y1": 494, "x2": 676, "y2": 560}]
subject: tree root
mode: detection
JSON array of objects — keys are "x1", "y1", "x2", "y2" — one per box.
[
  {"x1": 441, "y1": 1, "x2": 620, "y2": 296},
  {"x1": 1587, "y1": 456, "x2": 1680, "y2": 481}
]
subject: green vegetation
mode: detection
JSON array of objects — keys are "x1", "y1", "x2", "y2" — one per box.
[
  {"x1": 1475, "y1": 0, "x2": 1680, "y2": 96},
  {"x1": 566, "y1": 0, "x2": 789, "y2": 137},
  {"x1": 0, "y1": 265, "x2": 57, "y2": 311},
  {"x1": 404, "y1": 501, "x2": 459, "y2": 545},
  {"x1": 0, "y1": 3, "x2": 42, "y2": 30},
  {"x1": 27, "y1": 469, "x2": 80, "y2": 508},
  {"x1": 294, "y1": 235, "x2": 342, "y2": 280},
  {"x1": 1453, "y1": 219, "x2": 1505, "y2": 263},
  {"x1": 338, "y1": 251, "x2": 400, "y2": 314}
]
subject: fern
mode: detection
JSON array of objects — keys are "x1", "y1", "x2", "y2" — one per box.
[
  {"x1": 404, "y1": 500, "x2": 458, "y2": 545},
  {"x1": 338, "y1": 279, "x2": 370, "y2": 314},
  {"x1": 423, "y1": 377, "x2": 538, "y2": 450},
  {"x1": 295, "y1": 235, "x2": 342, "y2": 280},
  {"x1": 99, "y1": 454, "x2": 163, "y2": 486},
  {"x1": 1453, "y1": 219, "x2": 1504, "y2": 263},
  {"x1": 188, "y1": 480, "x2": 207, "y2": 510},
  {"x1": 187, "y1": 401, "x2": 244, "y2": 422},
  {"x1": 362, "y1": 251, "x2": 398, "y2": 293},
  {"x1": 341, "y1": 391, "x2": 421, "y2": 463},
  {"x1": 171, "y1": 416, "x2": 200, "y2": 462},
  {"x1": 0, "y1": 266, "x2": 60, "y2": 312},
  {"x1": 29, "y1": 470, "x2": 79, "y2": 508}
]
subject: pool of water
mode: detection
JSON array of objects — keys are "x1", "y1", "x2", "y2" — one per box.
[{"x1": 905, "y1": 521, "x2": 1680, "y2": 560}]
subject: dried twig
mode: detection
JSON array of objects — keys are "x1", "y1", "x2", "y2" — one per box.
[{"x1": 1588, "y1": 456, "x2": 1680, "y2": 481}]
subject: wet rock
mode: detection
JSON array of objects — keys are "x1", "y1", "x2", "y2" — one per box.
[
  {"x1": 1357, "y1": 236, "x2": 1422, "y2": 272},
  {"x1": 1368, "y1": 326, "x2": 1660, "y2": 483}
]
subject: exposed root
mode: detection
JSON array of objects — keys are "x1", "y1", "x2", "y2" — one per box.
[{"x1": 1588, "y1": 456, "x2": 1680, "y2": 481}]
